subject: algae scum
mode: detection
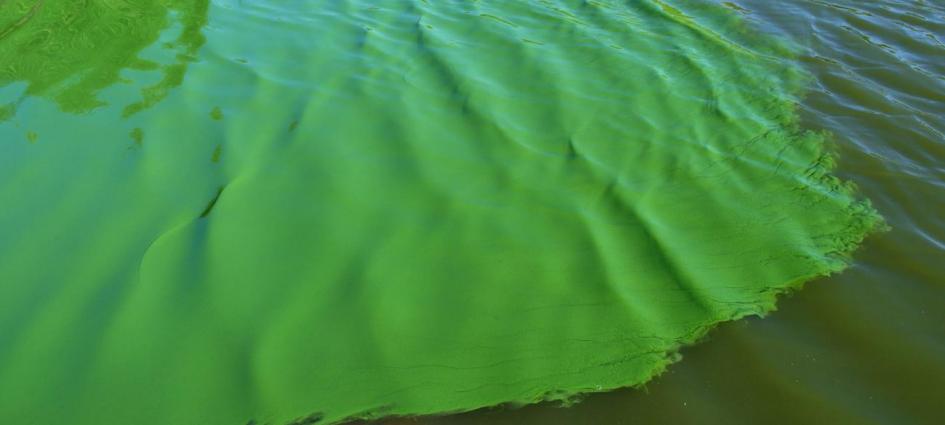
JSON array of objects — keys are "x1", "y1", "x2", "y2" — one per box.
[{"x1": 0, "y1": 1, "x2": 881, "y2": 424}]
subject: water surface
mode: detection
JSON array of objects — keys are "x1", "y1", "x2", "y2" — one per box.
[
  {"x1": 376, "y1": 1, "x2": 945, "y2": 424},
  {"x1": 0, "y1": 1, "x2": 941, "y2": 424}
]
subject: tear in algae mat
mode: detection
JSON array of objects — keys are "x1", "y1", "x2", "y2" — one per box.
[{"x1": 0, "y1": 1, "x2": 882, "y2": 424}]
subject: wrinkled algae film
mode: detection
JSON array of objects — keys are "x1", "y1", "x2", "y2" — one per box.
[
  {"x1": 0, "y1": 0, "x2": 208, "y2": 118},
  {"x1": 0, "y1": 1, "x2": 881, "y2": 424}
]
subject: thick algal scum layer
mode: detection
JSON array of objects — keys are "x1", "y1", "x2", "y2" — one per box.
[
  {"x1": 0, "y1": 1, "x2": 882, "y2": 424},
  {"x1": 0, "y1": 0, "x2": 208, "y2": 120}
]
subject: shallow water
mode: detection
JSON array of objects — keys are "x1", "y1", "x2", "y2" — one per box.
[{"x1": 1, "y1": 0, "x2": 942, "y2": 424}]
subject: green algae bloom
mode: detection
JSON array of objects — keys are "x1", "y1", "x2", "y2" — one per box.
[
  {"x1": 0, "y1": 1, "x2": 882, "y2": 424},
  {"x1": 0, "y1": 0, "x2": 209, "y2": 118}
]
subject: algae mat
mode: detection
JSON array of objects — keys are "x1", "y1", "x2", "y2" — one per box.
[{"x1": 0, "y1": 1, "x2": 881, "y2": 424}]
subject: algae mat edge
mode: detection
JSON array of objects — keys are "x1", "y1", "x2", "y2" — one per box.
[{"x1": 0, "y1": 1, "x2": 882, "y2": 424}]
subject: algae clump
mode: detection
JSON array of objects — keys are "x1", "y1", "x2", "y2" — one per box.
[
  {"x1": 0, "y1": 1, "x2": 882, "y2": 424},
  {"x1": 0, "y1": 0, "x2": 208, "y2": 116}
]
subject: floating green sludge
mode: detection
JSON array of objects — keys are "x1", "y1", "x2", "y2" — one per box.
[
  {"x1": 0, "y1": 0, "x2": 208, "y2": 119},
  {"x1": 0, "y1": 1, "x2": 882, "y2": 424}
]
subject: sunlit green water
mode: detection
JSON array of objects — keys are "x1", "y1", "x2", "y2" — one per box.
[{"x1": 1, "y1": 0, "x2": 939, "y2": 424}]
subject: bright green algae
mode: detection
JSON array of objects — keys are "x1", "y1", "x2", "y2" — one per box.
[
  {"x1": 0, "y1": 0, "x2": 208, "y2": 118},
  {"x1": 0, "y1": 1, "x2": 882, "y2": 424}
]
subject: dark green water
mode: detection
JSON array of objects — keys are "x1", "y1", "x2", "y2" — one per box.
[{"x1": 0, "y1": 1, "x2": 941, "y2": 424}]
